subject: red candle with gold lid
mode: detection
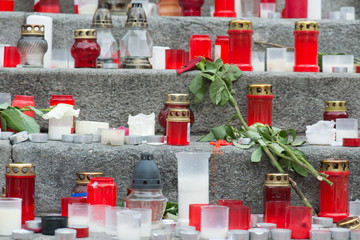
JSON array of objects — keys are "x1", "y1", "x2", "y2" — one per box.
[
  {"x1": 166, "y1": 108, "x2": 190, "y2": 146},
  {"x1": 323, "y1": 101, "x2": 348, "y2": 122},
  {"x1": 71, "y1": 29, "x2": 100, "y2": 68},
  {"x1": 247, "y1": 84, "x2": 274, "y2": 126}
]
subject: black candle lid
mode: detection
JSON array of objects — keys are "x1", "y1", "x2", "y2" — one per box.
[{"x1": 41, "y1": 216, "x2": 68, "y2": 235}]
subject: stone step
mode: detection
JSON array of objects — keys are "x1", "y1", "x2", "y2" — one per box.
[
  {"x1": 0, "y1": 12, "x2": 360, "y2": 56},
  {"x1": 0, "y1": 68, "x2": 359, "y2": 134},
  {"x1": 2, "y1": 137, "x2": 358, "y2": 216}
]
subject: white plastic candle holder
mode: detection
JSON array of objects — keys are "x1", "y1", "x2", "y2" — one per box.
[
  {"x1": 88, "y1": 205, "x2": 107, "y2": 239},
  {"x1": 340, "y1": 7, "x2": 355, "y2": 20},
  {"x1": 322, "y1": 55, "x2": 354, "y2": 73},
  {"x1": 132, "y1": 208, "x2": 152, "y2": 240},
  {"x1": 252, "y1": 51, "x2": 265, "y2": 72},
  {"x1": 200, "y1": 205, "x2": 229, "y2": 240},
  {"x1": 249, "y1": 228, "x2": 269, "y2": 240},
  {"x1": 266, "y1": 48, "x2": 287, "y2": 72},
  {"x1": 312, "y1": 217, "x2": 333, "y2": 228},
  {"x1": 0, "y1": 198, "x2": 22, "y2": 236},
  {"x1": 105, "y1": 206, "x2": 123, "y2": 239},
  {"x1": 117, "y1": 209, "x2": 141, "y2": 240},
  {"x1": 336, "y1": 118, "x2": 358, "y2": 143},
  {"x1": 75, "y1": 121, "x2": 109, "y2": 135},
  {"x1": 260, "y1": 3, "x2": 275, "y2": 19},
  {"x1": 68, "y1": 203, "x2": 88, "y2": 226},
  {"x1": 101, "y1": 129, "x2": 125, "y2": 146}
]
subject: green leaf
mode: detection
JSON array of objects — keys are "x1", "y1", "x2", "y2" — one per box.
[
  {"x1": 289, "y1": 129, "x2": 296, "y2": 144},
  {"x1": 228, "y1": 64, "x2": 242, "y2": 81},
  {"x1": 278, "y1": 130, "x2": 289, "y2": 144},
  {"x1": 0, "y1": 102, "x2": 10, "y2": 110},
  {"x1": 269, "y1": 143, "x2": 285, "y2": 154},
  {"x1": 197, "y1": 132, "x2": 215, "y2": 142},
  {"x1": 215, "y1": 86, "x2": 225, "y2": 105},
  {"x1": 0, "y1": 116, "x2": 7, "y2": 131},
  {"x1": 233, "y1": 140, "x2": 255, "y2": 149},
  {"x1": 257, "y1": 139, "x2": 267, "y2": 147},
  {"x1": 204, "y1": 61, "x2": 218, "y2": 74},
  {"x1": 279, "y1": 159, "x2": 289, "y2": 169},
  {"x1": 292, "y1": 141, "x2": 306, "y2": 147},
  {"x1": 292, "y1": 162, "x2": 308, "y2": 177},
  {"x1": 201, "y1": 73, "x2": 215, "y2": 81},
  {"x1": 270, "y1": 126, "x2": 282, "y2": 137},
  {"x1": 219, "y1": 89, "x2": 230, "y2": 107},
  {"x1": 251, "y1": 147, "x2": 263, "y2": 162},
  {"x1": 247, "y1": 131, "x2": 262, "y2": 142},
  {"x1": 189, "y1": 74, "x2": 206, "y2": 104},
  {"x1": 209, "y1": 78, "x2": 223, "y2": 105},
  {"x1": 214, "y1": 58, "x2": 224, "y2": 67},
  {"x1": 196, "y1": 58, "x2": 206, "y2": 72},
  {"x1": 257, "y1": 126, "x2": 272, "y2": 141},
  {"x1": 211, "y1": 124, "x2": 227, "y2": 140},
  {"x1": 225, "y1": 125, "x2": 237, "y2": 140},
  {"x1": 1, "y1": 108, "x2": 40, "y2": 133},
  {"x1": 29, "y1": 106, "x2": 44, "y2": 117}
]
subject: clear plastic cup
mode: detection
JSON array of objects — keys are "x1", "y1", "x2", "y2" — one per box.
[
  {"x1": 0, "y1": 198, "x2": 22, "y2": 236},
  {"x1": 267, "y1": 48, "x2": 287, "y2": 72},
  {"x1": 88, "y1": 205, "x2": 107, "y2": 239},
  {"x1": 78, "y1": 0, "x2": 98, "y2": 14},
  {"x1": 68, "y1": 203, "x2": 88, "y2": 226},
  {"x1": 252, "y1": 51, "x2": 265, "y2": 72},
  {"x1": 327, "y1": 11, "x2": 341, "y2": 20},
  {"x1": 336, "y1": 118, "x2": 358, "y2": 142},
  {"x1": 200, "y1": 205, "x2": 229, "y2": 239},
  {"x1": 260, "y1": 3, "x2": 275, "y2": 19},
  {"x1": 105, "y1": 206, "x2": 123, "y2": 238},
  {"x1": 340, "y1": 7, "x2": 355, "y2": 20},
  {"x1": 132, "y1": 208, "x2": 152, "y2": 239},
  {"x1": 322, "y1": 55, "x2": 354, "y2": 73},
  {"x1": 117, "y1": 209, "x2": 141, "y2": 240}
]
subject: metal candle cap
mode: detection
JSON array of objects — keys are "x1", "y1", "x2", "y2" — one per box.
[
  {"x1": 29, "y1": 133, "x2": 48, "y2": 143},
  {"x1": 329, "y1": 228, "x2": 350, "y2": 240},
  {"x1": 125, "y1": 3, "x2": 148, "y2": 29},
  {"x1": 310, "y1": 229, "x2": 332, "y2": 240},
  {"x1": 229, "y1": 20, "x2": 252, "y2": 30},
  {"x1": 248, "y1": 84, "x2": 273, "y2": 96},
  {"x1": 333, "y1": 67, "x2": 348, "y2": 73},
  {"x1": 12, "y1": 229, "x2": 34, "y2": 240},
  {"x1": 21, "y1": 24, "x2": 45, "y2": 36},
  {"x1": 91, "y1": 3, "x2": 114, "y2": 28},
  {"x1": 76, "y1": 172, "x2": 104, "y2": 185},
  {"x1": 320, "y1": 159, "x2": 349, "y2": 172},
  {"x1": 325, "y1": 101, "x2": 347, "y2": 112},
  {"x1": 6, "y1": 163, "x2": 36, "y2": 177},
  {"x1": 125, "y1": 135, "x2": 142, "y2": 145},
  {"x1": 313, "y1": 217, "x2": 333, "y2": 228},
  {"x1": 295, "y1": 20, "x2": 318, "y2": 31},
  {"x1": 271, "y1": 229, "x2": 291, "y2": 240},
  {"x1": 9, "y1": 131, "x2": 29, "y2": 144},
  {"x1": 25, "y1": 219, "x2": 42, "y2": 229},
  {"x1": 228, "y1": 230, "x2": 250, "y2": 240},
  {"x1": 55, "y1": 228, "x2": 76, "y2": 238},
  {"x1": 164, "y1": 94, "x2": 190, "y2": 105},
  {"x1": 337, "y1": 217, "x2": 360, "y2": 230},
  {"x1": 74, "y1": 29, "x2": 97, "y2": 39},
  {"x1": 166, "y1": 109, "x2": 190, "y2": 122},
  {"x1": 264, "y1": 173, "x2": 289, "y2": 186}
]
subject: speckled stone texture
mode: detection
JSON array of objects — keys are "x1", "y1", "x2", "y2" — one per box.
[
  {"x1": 0, "y1": 69, "x2": 359, "y2": 133},
  {"x1": 0, "y1": 140, "x2": 11, "y2": 192}
]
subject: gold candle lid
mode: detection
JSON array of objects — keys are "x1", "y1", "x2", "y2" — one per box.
[
  {"x1": 21, "y1": 24, "x2": 45, "y2": 36},
  {"x1": 248, "y1": 84, "x2": 273, "y2": 96},
  {"x1": 337, "y1": 216, "x2": 360, "y2": 230},
  {"x1": 164, "y1": 94, "x2": 190, "y2": 105},
  {"x1": 320, "y1": 159, "x2": 349, "y2": 172},
  {"x1": 229, "y1": 20, "x2": 252, "y2": 30},
  {"x1": 325, "y1": 101, "x2": 347, "y2": 112},
  {"x1": 295, "y1": 21, "x2": 318, "y2": 31},
  {"x1": 166, "y1": 109, "x2": 190, "y2": 122},
  {"x1": 76, "y1": 172, "x2": 104, "y2": 185},
  {"x1": 74, "y1": 29, "x2": 97, "y2": 39},
  {"x1": 264, "y1": 173, "x2": 290, "y2": 186},
  {"x1": 6, "y1": 163, "x2": 36, "y2": 177}
]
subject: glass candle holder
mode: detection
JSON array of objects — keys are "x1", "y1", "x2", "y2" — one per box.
[
  {"x1": 285, "y1": 206, "x2": 312, "y2": 239},
  {"x1": 189, "y1": 35, "x2": 212, "y2": 61},
  {"x1": 201, "y1": 205, "x2": 229, "y2": 240},
  {"x1": 263, "y1": 173, "x2": 290, "y2": 216},
  {"x1": 228, "y1": 205, "x2": 251, "y2": 230},
  {"x1": 319, "y1": 159, "x2": 350, "y2": 222},
  {"x1": 0, "y1": 198, "x2": 22, "y2": 236},
  {"x1": 12, "y1": 95, "x2": 36, "y2": 118},
  {"x1": 5, "y1": 163, "x2": 35, "y2": 224},
  {"x1": 293, "y1": 21, "x2": 319, "y2": 72},
  {"x1": 159, "y1": 0, "x2": 181, "y2": 16},
  {"x1": 105, "y1": 206, "x2": 123, "y2": 239},
  {"x1": 189, "y1": 204, "x2": 210, "y2": 231},
  {"x1": 3, "y1": 46, "x2": 20, "y2": 68},
  {"x1": 228, "y1": 20, "x2": 253, "y2": 71},
  {"x1": 265, "y1": 201, "x2": 291, "y2": 228},
  {"x1": 247, "y1": 84, "x2": 274, "y2": 127},
  {"x1": 214, "y1": 0, "x2": 236, "y2": 17},
  {"x1": 61, "y1": 197, "x2": 87, "y2": 217},
  {"x1": 17, "y1": 24, "x2": 48, "y2": 68},
  {"x1": 88, "y1": 205, "x2": 107, "y2": 239},
  {"x1": 39, "y1": 0, "x2": 60, "y2": 13},
  {"x1": 176, "y1": 152, "x2": 211, "y2": 224},
  {"x1": 165, "y1": 49, "x2": 185, "y2": 70},
  {"x1": 132, "y1": 208, "x2": 152, "y2": 239},
  {"x1": 215, "y1": 36, "x2": 229, "y2": 64},
  {"x1": 68, "y1": 203, "x2": 88, "y2": 226},
  {"x1": 178, "y1": 0, "x2": 204, "y2": 16},
  {"x1": 0, "y1": 0, "x2": 14, "y2": 11},
  {"x1": 87, "y1": 177, "x2": 117, "y2": 206},
  {"x1": 266, "y1": 48, "x2": 287, "y2": 72},
  {"x1": 336, "y1": 119, "x2": 358, "y2": 142},
  {"x1": 282, "y1": 0, "x2": 307, "y2": 18},
  {"x1": 166, "y1": 109, "x2": 191, "y2": 146},
  {"x1": 323, "y1": 101, "x2": 348, "y2": 123},
  {"x1": 322, "y1": 55, "x2": 354, "y2": 73},
  {"x1": 71, "y1": 29, "x2": 100, "y2": 68},
  {"x1": 117, "y1": 209, "x2": 141, "y2": 240}
]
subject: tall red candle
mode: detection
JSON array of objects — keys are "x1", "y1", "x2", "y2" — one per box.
[
  {"x1": 215, "y1": 36, "x2": 229, "y2": 64},
  {"x1": 87, "y1": 177, "x2": 117, "y2": 206},
  {"x1": 214, "y1": 0, "x2": 236, "y2": 17},
  {"x1": 189, "y1": 35, "x2": 212, "y2": 61},
  {"x1": 319, "y1": 159, "x2": 350, "y2": 223},
  {"x1": 282, "y1": 0, "x2": 307, "y2": 18},
  {"x1": 5, "y1": 163, "x2": 36, "y2": 224},
  {"x1": 12, "y1": 95, "x2": 36, "y2": 118},
  {"x1": 293, "y1": 21, "x2": 319, "y2": 72},
  {"x1": 166, "y1": 108, "x2": 190, "y2": 146},
  {"x1": 71, "y1": 29, "x2": 100, "y2": 68},
  {"x1": 247, "y1": 84, "x2": 274, "y2": 126},
  {"x1": 228, "y1": 20, "x2": 253, "y2": 71}
]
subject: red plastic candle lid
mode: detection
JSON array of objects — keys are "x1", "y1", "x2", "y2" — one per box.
[
  {"x1": 343, "y1": 138, "x2": 360, "y2": 147},
  {"x1": 68, "y1": 225, "x2": 89, "y2": 238}
]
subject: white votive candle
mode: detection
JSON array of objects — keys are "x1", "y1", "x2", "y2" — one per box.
[
  {"x1": 0, "y1": 198, "x2": 22, "y2": 236},
  {"x1": 101, "y1": 129, "x2": 125, "y2": 146}
]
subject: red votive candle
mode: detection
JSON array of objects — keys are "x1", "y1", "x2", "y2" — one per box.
[
  {"x1": 166, "y1": 108, "x2": 190, "y2": 146},
  {"x1": 0, "y1": 0, "x2": 14, "y2": 11},
  {"x1": 323, "y1": 101, "x2": 348, "y2": 122},
  {"x1": 39, "y1": 0, "x2": 60, "y2": 13},
  {"x1": 61, "y1": 197, "x2": 87, "y2": 217},
  {"x1": 293, "y1": 21, "x2": 319, "y2": 72},
  {"x1": 5, "y1": 163, "x2": 36, "y2": 224},
  {"x1": 214, "y1": 0, "x2": 236, "y2": 17},
  {"x1": 318, "y1": 159, "x2": 350, "y2": 223},
  {"x1": 165, "y1": 49, "x2": 185, "y2": 69},
  {"x1": 265, "y1": 201, "x2": 291, "y2": 228},
  {"x1": 228, "y1": 205, "x2": 251, "y2": 230},
  {"x1": 189, "y1": 204, "x2": 210, "y2": 231},
  {"x1": 71, "y1": 29, "x2": 100, "y2": 68},
  {"x1": 356, "y1": 66, "x2": 360, "y2": 73},
  {"x1": 215, "y1": 36, "x2": 229, "y2": 64},
  {"x1": 218, "y1": 199, "x2": 243, "y2": 207},
  {"x1": 285, "y1": 206, "x2": 312, "y2": 239},
  {"x1": 12, "y1": 95, "x2": 36, "y2": 118},
  {"x1": 228, "y1": 20, "x2": 253, "y2": 71},
  {"x1": 263, "y1": 173, "x2": 290, "y2": 216},
  {"x1": 178, "y1": 0, "x2": 204, "y2": 16},
  {"x1": 282, "y1": 0, "x2": 307, "y2": 18},
  {"x1": 3, "y1": 46, "x2": 20, "y2": 68},
  {"x1": 189, "y1": 35, "x2": 212, "y2": 61},
  {"x1": 87, "y1": 177, "x2": 117, "y2": 206},
  {"x1": 247, "y1": 84, "x2": 274, "y2": 126}
]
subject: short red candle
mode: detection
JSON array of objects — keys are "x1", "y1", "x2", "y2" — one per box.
[
  {"x1": 5, "y1": 163, "x2": 36, "y2": 224},
  {"x1": 217, "y1": 199, "x2": 243, "y2": 207},
  {"x1": 50, "y1": 95, "x2": 75, "y2": 133},
  {"x1": 166, "y1": 108, "x2": 190, "y2": 146},
  {"x1": 178, "y1": 0, "x2": 204, "y2": 16},
  {"x1": 214, "y1": 0, "x2": 236, "y2": 17},
  {"x1": 228, "y1": 205, "x2": 251, "y2": 230},
  {"x1": 228, "y1": 20, "x2": 253, "y2": 71},
  {"x1": 165, "y1": 49, "x2": 185, "y2": 69},
  {"x1": 247, "y1": 84, "x2": 274, "y2": 126},
  {"x1": 71, "y1": 29, "x2": 100, "y2": 68},
  {"x1": 318, "y1": 159, "x2": 350, "y2": 223},
  {"x1": 87, "y1": 177, "x2": 117, "y2": 206},
  {"x1": 215, "y1": 36, "x2": 229, "y2": 64},
  {"x1": 60, "y1": 197, "x2": 87, "y2": 217},
  {"x1": 323, "y1": 101, "x2": 348, "y2": 123},
  {"x1": 189, "y1": 35, "x2": 212, "y2": 61},
  {"x1": 293, "y1": 21, "x2": 319, "y2": 72},
  {"x1": 189, "y1": 204, "x2": 209, "y2": 231},
  {"x1": 356, "y1": 66, "x2": 360, "y2": 73},
  {"x1": 265, "y1": 201, "x2": 291, "y2": 228},
  {"x1": 39, "y1": 0, "x2": 60, "y2": 13},
  {"x1": 285, "y1": 206, "x2": 312, "y2": 239},
  {"x1": 0, "y1": 0, "x2": 14, "y2": 11},
  {"x1": 68, "y1": 225, "x2": 89, "y2": 238},
  {"x1": 282, "y1": 0, "x2": 307, "y2": 18},
  {"x1": 3, "y1": 46, "x2": 20, "y2": 68},
  {"x1": 12, "y1": 95, "x2": 36, "y2": 118}
]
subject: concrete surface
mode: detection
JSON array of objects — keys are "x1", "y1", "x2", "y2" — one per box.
[
  {"x1": 0, "y1": 140, "x2": 11, "y2": 194},
  {"x1": 0, "y1": 69, "x2": 359, "y2": 134}
]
